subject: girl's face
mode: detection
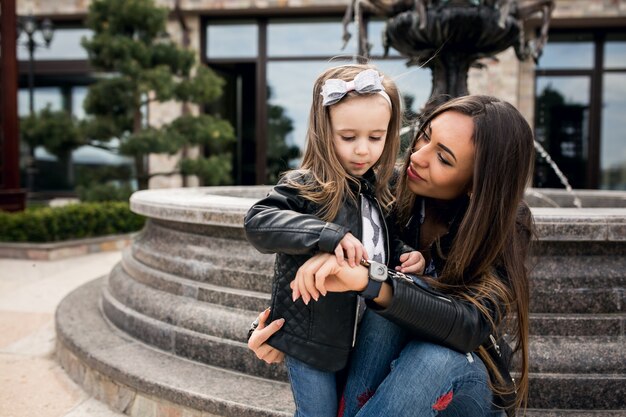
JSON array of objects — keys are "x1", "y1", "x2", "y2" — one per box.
[
  {"x1": 406, "y1": 111, "x2": 475, "y2": 200},
  {"x1": 329, "y1": 94, "x2": 391, "y2": 177}
]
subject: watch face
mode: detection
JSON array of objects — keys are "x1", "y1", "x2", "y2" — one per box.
[{"x1": 370, "y1": 262, "x2": 387, "y2": 282}]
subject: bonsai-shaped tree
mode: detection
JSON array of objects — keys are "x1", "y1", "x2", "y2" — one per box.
[
  {"x1": 81, "y1": 0, "x2": 234, "y2": 189},
  {"x1": 21, "y1": 106, "x2": 85, "y2": 189}
]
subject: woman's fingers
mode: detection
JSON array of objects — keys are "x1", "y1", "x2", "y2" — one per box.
[{"x1": 248, "y1": 316, "x2": 284, "y2": 350}]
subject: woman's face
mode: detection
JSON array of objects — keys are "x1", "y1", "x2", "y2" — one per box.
[{"x1": 406, "y1": 111, "x2": 475, "y2": 200}]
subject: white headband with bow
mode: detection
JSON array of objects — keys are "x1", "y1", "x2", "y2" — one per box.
[{"x1": 321, "y1": 69, "x2": 392, "y2": 107}]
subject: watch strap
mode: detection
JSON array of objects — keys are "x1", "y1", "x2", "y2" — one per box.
[{"x1": 360, "y1": 278, "x2": 383, "y2": 300}]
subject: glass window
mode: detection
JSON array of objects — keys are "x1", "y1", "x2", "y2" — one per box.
[
  {"x1": 600, "y1": 73, "x2": 626, "y2": 190},
  {"x1": 17, "y1": 28, "x2": 91, "y2": 61},
  {"x1": 536, "y1": 33, "x2": 594, "y2": 70},
  {"x1": 268, "y1": 19, "x2": 355, "y2": 57},
  {"x1": 206, "y1": 22, "x2": 257, "y2": 59},
  {"x1": 605, "y1": 34, "x2": 626, "y2": 69},
  {"x1": 534, "y1": 76, "x2": 591, "y2": 189},
  {"x1": 72, "y1": 86, "x2": 89, "y2": 119},
  {"x1": 18, "y1": 87, "x2": 63, "y2": 116},
  {"x1": 266, "y1": 61, "x2": 337, "y2": 176}
]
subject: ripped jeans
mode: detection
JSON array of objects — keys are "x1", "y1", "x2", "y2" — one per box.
[{"x1": 339, "y1": 309, "x2": 499, "y2": 417}]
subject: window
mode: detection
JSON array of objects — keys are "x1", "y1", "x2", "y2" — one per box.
[
  {"x1": 17, "y1": 28, "x2": 91, "y2": 61},
  {"x1": 205, "y1": 17, "x2": 430, "y2": 185},
  {"x1": 535, "y1": 30, "x2": 626, "y2": 190},
  {"x1": 206, "y1": 22, "x2": 258, "y2": 59}
]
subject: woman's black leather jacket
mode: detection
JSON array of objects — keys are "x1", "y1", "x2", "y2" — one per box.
[
  {"x1": 244, "y1": 169, "x2": 407, "y2": 372},
  {"x1": 372, "y1": 195, "x2": 499, "y2": 353}
]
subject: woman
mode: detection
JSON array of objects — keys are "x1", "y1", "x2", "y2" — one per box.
[{"x1": 249, "y1": 95, "x2": 535, "y2": 416}]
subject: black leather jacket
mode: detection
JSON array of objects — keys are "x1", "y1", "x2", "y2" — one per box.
[
  {"x1": 244, "y1": 169, "x2": 404, "y2": 372},
  {"x1": 375, "y1": 195, "x2": 496, "y2": 353}
]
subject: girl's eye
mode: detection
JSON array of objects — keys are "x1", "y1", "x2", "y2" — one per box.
[
  {"x1": 341, "y1": 136, "x2": 356, "y2": 141},
  {"x1": 369, "y1": 136, "x2": 382, "y2": 141}
]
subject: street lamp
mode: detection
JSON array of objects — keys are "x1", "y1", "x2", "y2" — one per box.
[
  {"x1": 17, "y1": 14, "x2": 54, "y2": 193},
  {"x1": 18, "y1": 14, "x2": 54, "y2": 115}
]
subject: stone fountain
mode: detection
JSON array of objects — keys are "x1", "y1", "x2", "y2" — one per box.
[
  {"x1": 343, "y1": 0, "x2": 554, "y2": 111},
  {"x1": 56, "y1": 186, "x2": 626, "y2": 416}
]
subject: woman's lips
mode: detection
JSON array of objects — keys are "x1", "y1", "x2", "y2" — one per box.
[{"x1": 407, "y1": 165, "x2": 424, "y2": 182}]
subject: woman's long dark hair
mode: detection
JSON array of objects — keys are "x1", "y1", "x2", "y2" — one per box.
[{"x1": 396, "y1": 95, "x2": 535, "y2": 410}]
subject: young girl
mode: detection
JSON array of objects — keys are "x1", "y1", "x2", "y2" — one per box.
[{"x1": 244, "y1": 64, "x2": 422, "y2": 417}]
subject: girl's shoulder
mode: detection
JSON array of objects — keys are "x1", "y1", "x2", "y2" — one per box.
[{"x1": 279, "y1": 169, "x2": 317, "y2": 187}]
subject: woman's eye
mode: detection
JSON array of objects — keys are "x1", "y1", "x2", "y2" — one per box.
[{"x1": 437, "y1": 153, "x2": 452, "y2": 166}]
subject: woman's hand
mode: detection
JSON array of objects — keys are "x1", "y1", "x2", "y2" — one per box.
[
  {"x1": 291, "y1": 253, "x2": 368, "y2": 304},
  {"x1": 396, "y1": 250, "x2": 425, "y2": 274},
  {"x1": 335, "y1": 232, "x2": 368, "y2": 268},
  {"x1": 247, "y1": 308, "x2": 285, "y2": 364}
]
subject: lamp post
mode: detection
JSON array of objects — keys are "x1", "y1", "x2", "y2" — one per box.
[{"x1": 17, "y1": 14, "x2": 54, "y2": 194}]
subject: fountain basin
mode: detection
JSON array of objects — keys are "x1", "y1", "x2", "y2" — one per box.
[{"x1": 56, "y1": 186, "x2": 626, "y2": 416}]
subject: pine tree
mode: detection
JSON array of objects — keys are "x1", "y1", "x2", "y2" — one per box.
[{"x1": 81, "y1": 0, "x2": 235, "y2": 189}]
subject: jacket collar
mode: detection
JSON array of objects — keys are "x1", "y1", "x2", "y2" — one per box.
[{"x1": 349, "y1": 168, "x2": 377, "y2": 197}]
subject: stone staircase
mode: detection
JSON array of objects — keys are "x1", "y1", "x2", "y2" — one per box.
[{"x1": 55, "y1": 188, "x2": 626, "y2": 417}]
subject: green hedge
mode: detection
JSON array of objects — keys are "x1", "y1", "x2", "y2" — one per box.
[{"x1": 0, "y1": 202, "x2": 145, "y2": 243}]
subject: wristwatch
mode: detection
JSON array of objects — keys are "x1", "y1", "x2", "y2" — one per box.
[{"x1": 359, "y1": 259, "x2": 388, "y2": 300}]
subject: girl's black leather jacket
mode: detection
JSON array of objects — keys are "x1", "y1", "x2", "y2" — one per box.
[{"x1": 244, "y1": 169, "x2": 406, "y2": 372}]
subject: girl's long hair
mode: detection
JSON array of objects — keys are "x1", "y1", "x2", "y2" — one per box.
[
  {"x1": 395, "y1": 95, "x2": 535, "y2": 410},
  {"x1": 286, "y1": 64, "x2": 402, "y2": 221}
]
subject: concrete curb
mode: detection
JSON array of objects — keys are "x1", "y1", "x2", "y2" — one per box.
[{"x1": 0, "y1": 233, "x2": 136, "y2": 261}]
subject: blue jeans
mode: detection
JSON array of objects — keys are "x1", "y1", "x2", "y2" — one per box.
[
  {"x1": 340, "y1": 309, "x2": 498, "y2": 417},
  {"x1": 285, "y1": 355, "x2": 338, "y2": 417}
]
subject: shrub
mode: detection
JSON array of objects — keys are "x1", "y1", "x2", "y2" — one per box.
[
  {"x1": 0, "y1": 202, "x2": 145, "y2": 243},
  {"x1": 76, "y1": 183, "x2": 134, "y2": 202}
]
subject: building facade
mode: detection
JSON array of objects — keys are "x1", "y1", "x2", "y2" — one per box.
[{"x1": 8, "y1": 0, "x2": 626, "y2": 190}]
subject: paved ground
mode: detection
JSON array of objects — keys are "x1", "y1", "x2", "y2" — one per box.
[{"x1": 0, "y1": 251, "x2": 126, "y2": 417}]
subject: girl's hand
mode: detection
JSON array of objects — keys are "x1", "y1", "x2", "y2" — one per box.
[
  {"x1": 395, "y1": 250, "x2": 425, "y2": 274},
  {"x1": 335, "y1": 232, "x2": 368, "y2": 268},
  {"x1": 291, "y1": 253, "x2": 368, "y2": 304},
  {"x1": 247, "y1": 308, "x2": 285, "y2": 364}
]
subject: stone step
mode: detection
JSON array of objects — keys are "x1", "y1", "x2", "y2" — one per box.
[
  {"x1": 124, "y1": 248, "x2": 626, "y2": 337},
  {"x1": 56, "y1": 277, "x2": 295, "y2": 417},
  {"x1": 103, "y1": 271, "x2": 287, "y2": 381},
  {"x1": 528, "y1": 336, "x2": 626, "y2": 374},
  {"x1": 530, "y1": 288, "x2": 624, "y2": 314},
  {"x1": 530, "y1": 255, "x2": 626, "y2": 284},
  {"x1": 525, "y1": 410, "x2": 626, "y2": 416},
  {"x1": 131, "y1": 242, "x2": 273, "y2": 293},
  {"x1": 61, "y1": 277, "x2": 626, "y2": 414},
  {"x1": 121, "y1": 251, "x2": 270, "y2": 312},
  {"x1": 530, "y1": 313, "x2": 626, "y2": 336},
  {"x1": 529, "y1": 373, "x2": 626, "y2": 410},
  {"x1": 134, "y1": 220, "x2": 274, "y2": 273}
]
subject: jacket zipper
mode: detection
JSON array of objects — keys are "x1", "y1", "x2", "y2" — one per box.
[
  {"x1": 372, "y1": 196, "x2": 390, "y2": 266},
  {"x1": 352, "y1": 193, "x2": 364, "y2": 347}
]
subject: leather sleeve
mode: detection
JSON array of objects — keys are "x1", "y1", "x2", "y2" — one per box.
[
  {"x1": 368, "y1": 275, "x2": 493, "y2": 353},
  {"x1": 389, "y1": 237, "x2": 416, "y2": 268},
  {"x1": 244, "y1": 174, "x2": 349, "y2": 255}
]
